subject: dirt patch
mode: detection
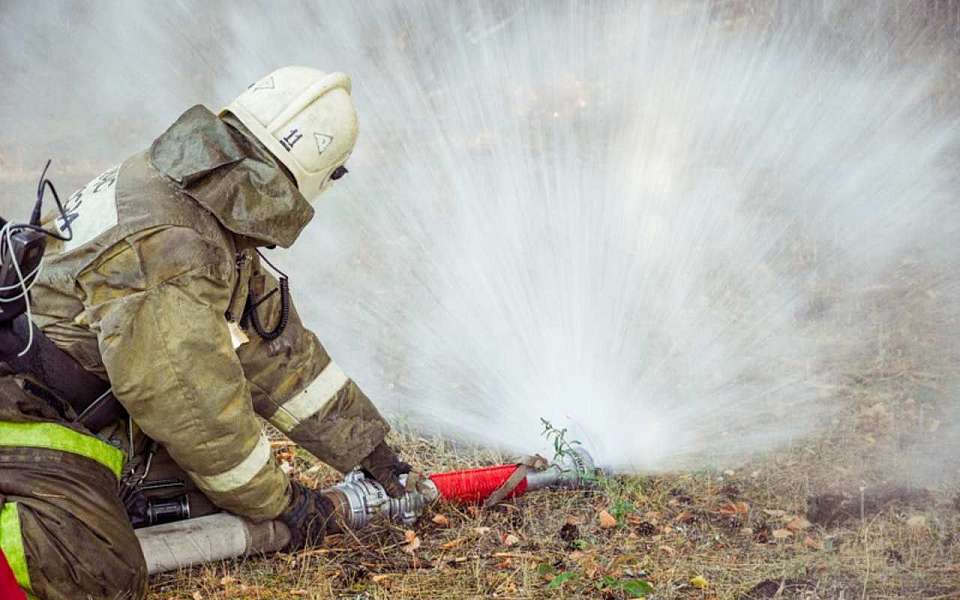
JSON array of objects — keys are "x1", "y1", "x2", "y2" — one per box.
[
  {"x1": 807, "y1": 485, "x2": 932, "y2": 526},
  {"x1": 557, "y1": 522, "x2": 579, "y2": 548},
  {"x1": 741, "y1": 578, "x2": 811, "y2": 599}
]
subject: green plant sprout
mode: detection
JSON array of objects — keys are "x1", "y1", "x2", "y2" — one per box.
[
  {"x1": 539, "y1": 417, "x2": 602, "y2": 485},
  {"x1": 539, "y1": 417, "x2": 582, "y2": 462}
]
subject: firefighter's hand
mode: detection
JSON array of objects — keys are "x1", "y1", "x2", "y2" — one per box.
[
  {"x1": 359, "y1": 441, "x2": 412, "y2": 498},
  {"x1": 278, "y1": 481, "x2": 336, "y2": 551}
]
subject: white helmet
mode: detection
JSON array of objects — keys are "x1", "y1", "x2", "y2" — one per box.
[{"x1": 221, "y1": 66, "x2": 358, "y2": 202}]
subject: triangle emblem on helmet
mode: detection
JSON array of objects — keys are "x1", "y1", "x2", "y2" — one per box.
[
  {"x1": 315, "y1": 133, "x2": 333, "y2": 155},
  {"x1": 251, "y1": 77, "x2": 275, "y2": 91}
]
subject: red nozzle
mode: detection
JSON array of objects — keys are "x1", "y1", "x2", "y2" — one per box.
[{"x1": 429, "y1": 464, "x2": 529, "y2": 504}]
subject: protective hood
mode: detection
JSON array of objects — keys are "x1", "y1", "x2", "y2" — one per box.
[{"x1": 149, "y1": 105, "x2": 314, "y2": 248}]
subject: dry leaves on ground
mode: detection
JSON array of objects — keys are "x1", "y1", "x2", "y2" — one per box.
[
  {"x1": 402, "y1": 530, "x2": 421, "y2": 554},
  {"x1": 431, "y1": 513, "x2": 450, "y2": 527},
  {"x1": 599, "y1": 509, "x2": 618, "y2": 528},
  {"x1": 718, "y1": 501, "x2": 749, "y2": 515}
]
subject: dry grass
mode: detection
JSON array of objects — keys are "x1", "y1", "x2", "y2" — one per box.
[
  {"x1": 146, "y1": 266, "x2": 960, "y2": 600},
  {"x1": 133, "y1": 228, "x2": 959, "y2": 600},
  {"x1": 147, "y1": 410, "x2": 960, "y2": 600}
]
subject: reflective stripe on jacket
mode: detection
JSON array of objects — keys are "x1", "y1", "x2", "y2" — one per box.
[
  {"x1": 0, "y1": 502, "x2": 31, "y2": 598},
  {"x1": 0, "y1": 421, "x2": 127, "y2": 599}
]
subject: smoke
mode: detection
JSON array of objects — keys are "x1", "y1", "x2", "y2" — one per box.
[{"x1": 2, "y1": 1, "x2": 959, "y2": 475}]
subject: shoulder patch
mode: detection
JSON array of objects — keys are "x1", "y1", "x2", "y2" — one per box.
[{"x1": 56, "y1": 165, "x2": 120, "y2": 252}]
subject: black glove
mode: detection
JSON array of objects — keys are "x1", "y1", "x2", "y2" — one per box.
[
  {"x1": 359, "y1": 441, "x2": 412, "y2": 498},
  {"x1": 277, "y1": 481, "x2": 337, "y2": 551}
]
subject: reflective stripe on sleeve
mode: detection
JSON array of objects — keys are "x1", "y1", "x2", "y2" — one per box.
[
  {"x1": 268, "y1": 360, "x2": 349, "y2": 433},
  {"x1": 0, "y1": 503, "x2": 31, "y2": 595},
  {"x1": 0, "y1": 421, "x2": 124, "y2": 479},
  {"x1": 188, "y1": 433, "x2": 272, "y2": 493}
]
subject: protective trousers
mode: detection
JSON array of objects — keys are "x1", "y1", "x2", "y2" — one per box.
[{"x1": 0, "y1": 421, "x2": 147, "y2": 600}]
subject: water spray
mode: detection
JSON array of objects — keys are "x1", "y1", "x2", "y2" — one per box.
[{"x1": 136, "y1": 445, "x2": 598, "y2": 573}]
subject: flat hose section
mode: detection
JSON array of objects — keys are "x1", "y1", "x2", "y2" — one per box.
[{"x1": 136, "y1": 513, "x2": 290, "y2": 574}]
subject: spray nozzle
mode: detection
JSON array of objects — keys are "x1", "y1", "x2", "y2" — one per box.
[{"x1": 527, "y1": 444, "x2": 599, "y2": 491}]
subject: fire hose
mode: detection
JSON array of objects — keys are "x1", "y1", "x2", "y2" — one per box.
[{"x1": 137, "y1": 445, "x2": 597, "y2": 574}]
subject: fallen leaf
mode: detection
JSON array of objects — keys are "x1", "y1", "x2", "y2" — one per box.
[
  {"x1": 431, "y1": 514, "x2": 450, "y2": 528},
  {"x1": 502, "y1": 533, "x2": 520, "y2": 546},
  {"x1": 598, "y1": 510, "x2": 617, "y2": 529},
  {"x1": 565, "y1": 514, "x2": 584, "y2": 526},
  {"x1": 371, "y1": 574, "x2": 391, "y2": 583},
  {"x1": 906, "y1": 515, "x2": 927, "y2": 531},
  {"x1": 218, "y1": 576, "x2": 236, "y2": 587},
  {"x1": 763, "y1": 509, "x2": 787, "y2": 517},
  {"x1": 785, "y1": 516, "x2": 811, "y2": 532},
  {"x1": 402, "y1": 530, "x2": 421, "y2": 554},
  {"x1": 496, "y1": 557, "x2": 512, "y2": 569},
  {"x1": 191, "y1": 593, "x2": 203, "y2": 600},
  {"x1": 803, "y1": 536, "x2": 824, "y2": 550},
  {"x1": 674, "y1": 510, "x2": 695, "y2": 523},
  {"x1": 690, "y1": 575, "x2": 709, "y2": 589},
  {"x1": 473, "y1": 526, "x2": 491, "y2": 535},
  {"x1": 441, "y1": 537, "x2": 466, "y2": 550},
  {"x1": 718, "y1": 501, "x2": 749, "y2": 515},
  {"x1": 772, "y1": 529, "x2": 793, "y2": 540}
]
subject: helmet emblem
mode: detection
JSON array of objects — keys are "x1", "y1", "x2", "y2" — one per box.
[
  {"x1": 314, "y1": 133, "x2": 333, "y2": 154},
  {"x1": 251, "y1": 77, "x2": 275, "y2": 91}
]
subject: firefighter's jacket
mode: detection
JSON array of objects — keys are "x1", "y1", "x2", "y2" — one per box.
[{"x1": 5, "y1": 105, "x2": 390, "y2": 521}]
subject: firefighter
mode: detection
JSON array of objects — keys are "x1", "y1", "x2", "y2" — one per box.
[{"x1": 0, "y1": 66, "x2": 410, "y2": 600}]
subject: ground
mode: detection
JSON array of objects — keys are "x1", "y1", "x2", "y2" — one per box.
[
  {"x1": 147, "y1": 270, "x2": 960, "y2": 599},
  {"x1": 147, "y1": 415, "x2": 960, "y2": 600}
]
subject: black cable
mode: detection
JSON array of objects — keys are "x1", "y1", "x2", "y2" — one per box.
[
  {"x1": 25, "y1": 160, "x2": 72, "y2": 241},
  {"x1": 254, "y1": 248, "x2": 288, "y2": 278},
  {"x1": 246, "y1": 277, "x2": 290, "y2": 341},
  {"x1": 244, "y1": 249, "x2": 291, "y2": 341}
]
